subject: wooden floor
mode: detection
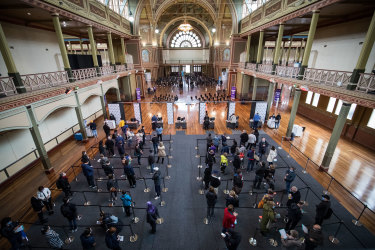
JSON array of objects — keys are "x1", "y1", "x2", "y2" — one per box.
[{"x1": 1, "y1": 81, "x2": 375, "y2": 249}]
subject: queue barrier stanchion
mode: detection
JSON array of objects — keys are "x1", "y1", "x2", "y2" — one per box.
[
  {"x1": 143, "y1": 177, "x2": 151, "y2": 193},
  {"x1": 83, "y1": 191, "x2": 91, "y2": 206},
  {"x1": 199, "y1": 179, "x2": 205, "y2": 195},
  {"x1": 323, "y1": 177, "x2": 334, "y2": 196},
  {"x1": 253, "y1": 192, "x2": 259, "y2": 208},
  {"x1": 162, "y1": 177, "x2": 168, "y2": 193},
  {"x1": 131, "y1": 202, "x2": 139, "y2": 224},
  {"x1": 62, "y1": 225, "x2": 74, "y2": 244},
  {"x1": 329, "y1": 221, "x2": 343, "y2": 244},
  {"x1": 159, "y1": 191, "x2": 166, "y2": 207},
  {"x1": 165, "y1": 157, "x2": 171, "y2": 179},
  {"x1": 223, "y1": 179, "x2": 230, "y2": 194},
  {"x1": 197, "y1": 164, "x2": 202, "y2": 181},
  {"x1": 352, "y1": 205, "x2": 367, "y2": 226},
  {"x1": 303, "y1": 158, "x2": 309, "y2": 174},
  {"x1": 71, "y1": 165, "x2": 78, "y2": 181}
]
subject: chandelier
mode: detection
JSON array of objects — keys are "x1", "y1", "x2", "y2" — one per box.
[{"x1": 178, "y1": 21, "x2": 193, "y2": 32}]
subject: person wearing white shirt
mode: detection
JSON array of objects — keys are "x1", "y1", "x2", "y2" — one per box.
[
  {"x1": 37, "y1": 186, "x2": 53, "y2": 215},
  {"x1": 267, "y1": 146, "x2": 277, "y2": 166},
  {"x1": 247, "y1": 132, "x2": 257, "y2": 149}
]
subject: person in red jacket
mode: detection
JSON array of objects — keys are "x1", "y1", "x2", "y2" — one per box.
[{"x1": 222, "y1": 205, "x2": 238, "y2": 233}]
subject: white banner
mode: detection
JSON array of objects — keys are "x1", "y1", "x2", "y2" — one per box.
[
  {"x1": 199, "y1": 102, "x2": 206, "y2": 124},
  {"x1": 108, "y1": 103, "x2": 121, "y2": 125},
  {"x1": 133, "y1": 103, "x2": 142, "y2": 123},
  {"x1": 167, "y1": 102, "x2": 174, "y2": 125},
  {"x1": 255, "y1": 102, "x2": 267, "y2": 122},
  {"x1": 228, "y1": 102, "x2": 236, "y2": 119}
]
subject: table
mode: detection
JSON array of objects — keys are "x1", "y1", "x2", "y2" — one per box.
[
  {"x1": 86, "y1": 127, "x2": 94, "y2": 137},
  {"x1": 226, "y1": 120, "x2": 238, "y2": 129},
  {"x1": 292, "y1": 125, "x2": 303, "y2": 137},
  {"x1": 175, "y1": 121, "x2": 187, "y2": 129},
  {"x1": 267, "y1": 118, "x2": 276, "y2": 129},
  {"x1": 126, "y1": 121, "x2": 139, "y2": 129},
  {"x1": 152, "y1": 121, "x2": 163, "y2": 129}
]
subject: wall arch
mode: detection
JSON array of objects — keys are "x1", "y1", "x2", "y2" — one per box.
[
  {"x1": 159, "y1": 17, "x2": 213, "y2": 47},
  {"x1": 166, "y1": 27, "x2": 206, "y2": 48},
  {"x1": 37, "y1": 104, "x2": 76, "y2": 124}
]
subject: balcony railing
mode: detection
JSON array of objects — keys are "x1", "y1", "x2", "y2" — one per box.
[
  {"x1": 99, "y1": 66, "x2": 115, "y2": 76},
  {"x1": 72, "y1": 68, "x2": 98, "y2": 81},
  {"x1": 356, "y1": 73, "x2": 375, "y2": 93},
  {"x1": 257, "y1": 64, "x2": 273, "y2": 74},
  {"x1": 0, "y1": 77, "x2": 17, "y2": 96},
  {"x1": 275, "y1": 65, "x2": 299, "y2": 78},
  {"x1": 246, "y1": 63, "x2": 257, "y2": 71},
  {"x1": 115, "y1": 65, "x2": 126, "y2": 73},
  {"x1": 303, "y1": 68, "x2": 352, "y2": 88},
  {"x1": 21, "y1": 71, "x2": 69, "y2": 91}
]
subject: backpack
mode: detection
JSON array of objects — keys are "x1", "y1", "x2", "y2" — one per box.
[{"x1": 323, "y1": 208, "x2": 333, "y2": 219}]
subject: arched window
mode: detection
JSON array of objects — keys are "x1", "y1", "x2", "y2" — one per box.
[{"x1": 170, "y1": 31, "x2": 202, "y2": 48}]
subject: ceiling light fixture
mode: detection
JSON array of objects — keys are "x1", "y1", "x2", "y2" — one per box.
[
  {"x1": 27, "y1": 12, "x2": 31, "y2": 16},
  {"x1": 155, "y1": 29, "x2": 159, "y2": 34},
  {"x1": 178, "y1": 4, "x2": 193, "y2": 32},
  {"x1": 129, "y1": 10, "x2": 134, "y2": 22},
  {"x1": 62, "y1": 21, "x2": 67, "y2": 27},
  {"x1": 212, "y1": 28, "x2": 216, "y2": 33}
]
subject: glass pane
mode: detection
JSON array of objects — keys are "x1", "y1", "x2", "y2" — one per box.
[
  {"x1": 326, "y1": 97, "x2": 336, "y2": 113},
  {"x1": 305, "y1": 91, "x2": 313, "y2": 104},
  {"x1": 367, "y1": 109, "x2": 375, "y2": 129}
]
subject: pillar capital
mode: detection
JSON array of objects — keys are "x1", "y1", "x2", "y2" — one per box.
[{"x1": 312, "y1": 10, "x2": 320, "y2": 13}]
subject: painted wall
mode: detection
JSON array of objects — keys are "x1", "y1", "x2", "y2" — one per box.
[
  {"x1": 308, "y1": 17, "x2": 375, "y2": 72},
  {"x1": 0, "y1": 23, "x2": 64, "y2": 76},
  {"x1": 81, "y1": 95, "x2": 102, "y2": 119},
  {"x1": 162, "y1": 49, "x2": 210, "y2": 63}
]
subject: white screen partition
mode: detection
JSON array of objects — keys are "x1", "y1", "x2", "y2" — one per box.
[
  {"x1": 108, "y1": 103, "x2": 121, "y2": 125},
  {"x1": 199, "y1": 102, "x2": 206, "y2": 124},
  {"x1": 133, "y1": 103, "x2": 142, "y2": 123},
  {"x1": 167, "y1": 102, "x2": 174, "y2": 125},
  {"x1": 255, "y1": 101, "x2": 267, "y2": 122},
  {"x1": 228, "y1": 102, "x2": 236, "y2": 119}
]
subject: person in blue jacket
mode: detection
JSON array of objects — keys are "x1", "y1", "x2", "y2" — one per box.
[
  {"x1": 80, "y1": 227, "x2": 96, "y2": 250},
  {"x1": 284, "y1": 166, "x2": 296, "y2": 192},
  {"x1": 105, "y1": 227, "x2": 121, "y2": 250},
  {"x1": 81, "y1": 160, "x2": 96, "y2": 189},
  {"x1": 120, "y1": 191, "x2": 132, "y2": 217},
  {"x1": 253, "y1": 113, "x2": 261, "y2": 129}
]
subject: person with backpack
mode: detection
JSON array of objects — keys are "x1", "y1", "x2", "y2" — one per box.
[
  {"x1": 225, "y1": 190, "x2": 239, "y2": 208},
  {"x1": 60, "y1": 197, "x2": 78, "y2": 232},
  {"x1": 315, "y1": 195, "x2": 332, "y2": 225},
  {"x1": 56, "y1": 172, "x2": 72, "y2": 198},
  {"x1": 232, "y1": 170, "x2": 243, "y2": 195},
  {"x1": 120, "y1": 191, "x2": 132, "y2": 217},
  {"x1": 210, "y1": 171, "x2": 221, "y2": 194},
  {"x1": 205, "y1": 186, "x2": 217, "y2": 220},
  {"x1": 107, "y1": 174, "x2": 119, "y2": 203},
  {"x1": 246, "y1": 147, "x2": 256, "y2": 172},
  {"x1": 220, "y1": 153, "x2": 228, "y2": 174},
  {"x1": 146, "y1": 201, "x2": 160, "y2": 234},
  {"x1": 152, "y1": 167, "x2": 161, "y2": 200},
  {"x1": 31, "y1": 195, "x2": 47, "y2": 224}
]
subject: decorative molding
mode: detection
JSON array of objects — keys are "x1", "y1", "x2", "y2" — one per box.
[
  {"x1": 66, "y1": 0, "x2": 84, "y2": 8},
  {"x1": 251, "y1": 13, "x2": 262, "y2": 24},
  {"x1": 109, "y1": 15, "x2": 120, "y2": 26},
  {"x1": 89, "y1": 3, "x2": 106, "y2": 19},
  {"x1": 265, "y1": 1, "x2": 282, "y2": 17}
]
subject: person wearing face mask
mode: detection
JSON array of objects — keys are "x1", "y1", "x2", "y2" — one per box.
[
  {"x1": 258, "y1": 137, "x2": 269, "y2": 160},
  {"x1": 284, "y1": 167, "x2": 296, "y2": 193},
  {"x1": 315, "y1": 195, "x2": 331, "y2": 225}
]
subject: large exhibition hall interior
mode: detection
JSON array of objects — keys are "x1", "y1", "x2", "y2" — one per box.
[{"x1": 0, "y1": 0, "x2": 375, "y2": 249}]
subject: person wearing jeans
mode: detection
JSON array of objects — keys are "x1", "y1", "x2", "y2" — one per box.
[
  {"x1": 156, "y1": 126, "x2": 163, "y2": 141},
  {"x1": 247, "y1": 148, "x2": 256, "y2": 172},
  {"x1": 81, "y1": 161, "x2": 96, "y2": 188},
  {"x1": 60, "y1": 197, "x2": 77, "y2": 232},
  {"x1": 148, "y1": 150, "x2": 155, "y2": 173},
  {"x1": 205, "y1": 187, "x2": 217, "y2": 220},
  {"x1": 152, "y1": 167, "x2": 161, "y2": 199}
]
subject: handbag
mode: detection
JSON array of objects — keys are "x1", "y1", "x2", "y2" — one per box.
[{"x1": 254, "y1": 154, "x2": 260, "y2": 161}]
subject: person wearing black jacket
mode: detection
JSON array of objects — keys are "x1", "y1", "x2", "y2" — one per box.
[
  {"x1": 107, "y1": 174, "x2": 119, "y2": 202},
  {"x1": 206, "y1": 150, "x2": 215, "y2": 170},
  {"x1": 148, "y1": 150, "x2": 155, "y2": 173},
  {"x1": 285, "y1": 201, "x2": 304, "y2": 231},
  {"x1": 240, "y1": 130, "x2": 249, "y2": 146},
  {"x1": 230, "y1": 140, "x2": 238, "y2": 155},
  {"x1": 315, "y1": 195, "x2": 331, "y2": 225},
  {"x1": 205, "y1": 186, "x2": 217, "y2": 219},
  {"x1": 151, "y1": 134, "x2": 159, "y2": 155},
  {"x1": 103, "y1": 122, "x2": 111, "y2": 137},
  {"x1": 56, "y1": 172, "x2": 72, "y2": 198},
  {"x1": 305, "y1": 224, "x2": 323, "y2": 250},
  {"x1": 254, "y1": 129, "x2": 259, "y2": 143},
  {"x1": 152, "y1": 167, "x2": 161, "y2": 200},
  {"x1": 258, "y1": 137, "x2": 269, "y2": 160},
  {"x1": 105, "y1": 227, "x2": 121, "y2": 250},
  {"x1": 81, "y1": 151, "x2": 91, "y2": 165},
  {"x1": 31, "y1": 195, "x2": 47, "y2": 224},
  {"x1": 203, "y1": 167, "x2": 211, "y2": 190},
  {"x1": 105, "y1": 137, "x2": 115, "y2": 157},
  {"x1": 286, "y1": 186, "x2": 301, "y2": 208},
  {"x1": 253, "y1": 162, "x2": 266, "y2": 189},
  {"x1": 60, "y1": 197, "x2": 77, "y2": 232},
  {"x1": 225, "y1": 190, "x2": 239, "y2": 208},
  {"x1": 102, "y1": 160, "x2": 114, "y2": 177},
  {"x1": 222, "y1": 229, "x2": 241, "y2": 250},
  {"x1": 232, "y1": 153, "x2": 241, "y2": 171},
  {"x1": 210, "y1": 171, "x2": 221, "y2": 194}
]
